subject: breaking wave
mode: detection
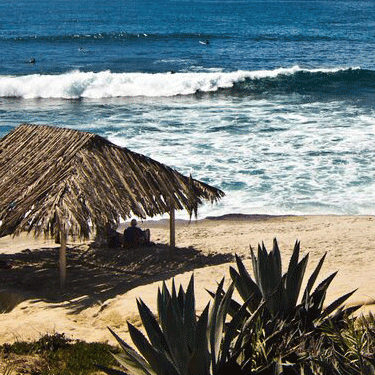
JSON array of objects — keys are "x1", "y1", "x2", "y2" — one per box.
[{"x1": 0, "y1": 66, "x2": 372, "y2": 99}]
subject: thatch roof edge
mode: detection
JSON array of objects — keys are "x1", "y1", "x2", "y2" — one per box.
[{"x1": 0, "y1": 124, "x2": 224, "y2": 238}]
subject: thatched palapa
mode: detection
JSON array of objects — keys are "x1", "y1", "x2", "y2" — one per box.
[{"x1": 0, "y1": 124, "x2": 224, "y2": 239}]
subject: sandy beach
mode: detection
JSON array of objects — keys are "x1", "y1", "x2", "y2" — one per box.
[{"x1": 0, "y1": 214, "x2": 375, "y2": 347}]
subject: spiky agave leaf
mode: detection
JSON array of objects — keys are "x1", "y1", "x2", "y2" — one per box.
[
  {"x1": 295, "y1": 267, "x2": 358, "y2": 331},
  {"x1": 105, "y1": 274, "x2": 245, "y2": 375},
  {"x1": 157, "y1": 280, "x2": 172, "y2": 333},
  {"x1": 320, "y1": 289, "x2": 357, "y2": 320},
  {"x1": 206, "y1": 285, "x2": 244, "y2": 318},
  {"x1": 210, "y1": 280, "x2": 235, "y2": 374},
  {"x1": 219, "y1": 299, "x2": 250, "y2": 366},
  {"x1": 127, "y1": 322, "x2": 179, "y2": 375},
  {"x1": 111, "y1": 353, "x2": 155, "y2": 375},
  {"x1": 170, "y1": 279, "x2": 183, "y2": 323},
  {"x1": 307, "y1": 272, "x2": 339, "y2": 313},
  {"x1": 181, "y1": 274, "x2": 197, "y2": 351},
  {"x1": 302, "y1": 252, "x2": 327, "y2": 303},
  {"x1": 186, "y1": 305, "x2": 211, "y2": 375},
  {"x1": 329, "y1": 304, "x2": 363, "y2": 325},
  {"x1": 255, "y1": 242, "x2": 281, "y2": 299},
  {"x1": 230, "y1": 254, "x2": 262, "y2": 312},
  {"x1": 208, "y1": 277, "x2": 226, "y2": 371},
  {"x1": 136, "y1": 299, "x2": 170, "y2": 355},
  {"x1": 253, "y1": 240, "x2": 285, "y2": 317},
  {"x1": 106, "y1": 327, "x2": 156, "y2": 375},
  {"x1": 270, "y1": 238, "x2": 282, "y2": 281},
  {"x1": 286, "y1": 240, "x2": 300, "y2": 277},
  {"x1": 161, "y1": 298, "x2": 191, "y2": 373},
  {"x1": 152, "y1": 275, "x2": 197, "y2": 374},
  {"x1": 217, "y1": 239, "x2": 364, "y2": 373},
  {"x1": 284, "y1": 241, "x2": 309, "y2": 314}
]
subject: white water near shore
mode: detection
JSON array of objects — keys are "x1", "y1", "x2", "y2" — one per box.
[{"x1": 3, "y1": 101, "x2": 375, "y2": 219}]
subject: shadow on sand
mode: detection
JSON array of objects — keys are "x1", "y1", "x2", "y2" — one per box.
[{"x1": 0, "y1": 242, "x2": 233, "y2": 313}]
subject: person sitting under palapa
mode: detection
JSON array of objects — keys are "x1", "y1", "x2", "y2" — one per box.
[
  {"x1": 105, "y1": 222, "x2": 122, "y2": 248},
  {"x1": 123, "y1": 219, "x2": 151, "y2": 248}
]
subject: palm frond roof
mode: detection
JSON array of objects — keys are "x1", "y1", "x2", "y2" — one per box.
[{"x1": 0, "y1": 124, "x2": 224, "y2": 238}]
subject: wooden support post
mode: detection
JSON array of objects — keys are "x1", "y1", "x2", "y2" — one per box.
[
  {"x1": 59, "y1": 230, "x2": 67, "y2": 289},
  {"x1": 169, "y1": 206, "x2": 175, "y2": 256}
]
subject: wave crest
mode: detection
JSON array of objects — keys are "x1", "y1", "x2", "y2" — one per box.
[{"x1": 0, "y1": 66, "x2": 371, "y2": 99}]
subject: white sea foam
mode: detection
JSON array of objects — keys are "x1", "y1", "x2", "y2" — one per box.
[
  {"x1": 1, "y1": 66, "x2": 374, "y2": 218},
  {"x1": 0, "y1": 66, "x2": 351, "y2": 99},
  {"x1": 104, "y1": 94, "x2": 375, "y2": 218}
]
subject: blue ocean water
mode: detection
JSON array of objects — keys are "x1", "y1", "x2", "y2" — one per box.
[{"x1": 1, "y1": 0, "x2": 375, "y2": 218}]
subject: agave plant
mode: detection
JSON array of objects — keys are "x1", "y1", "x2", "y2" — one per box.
[
  {"x1": 98, "y1": 275, "x2": 256, "y2": 375},
  {"x1": 209, "y1": 238, "x2": 363, "y2": 374},
  {"x1": 229, "y1": 238, "x2": 360, "y2": 326}
]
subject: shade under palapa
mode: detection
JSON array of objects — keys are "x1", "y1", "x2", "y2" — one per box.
[{"x1": 0, "y1": 124, "x2": 224, "y2": 239}]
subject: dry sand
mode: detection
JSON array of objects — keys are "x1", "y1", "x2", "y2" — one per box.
[{"x1": 0, "y1": 214, "x2": 375, "y2": 347}]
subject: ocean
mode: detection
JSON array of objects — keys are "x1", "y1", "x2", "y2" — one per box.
[{"x1": 1, "y1": 0, "x2": 375, "y2": 219}]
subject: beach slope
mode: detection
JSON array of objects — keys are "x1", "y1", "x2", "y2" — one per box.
[{"x1": 0, "y1": 215, "x2": 374, "y2": 346}]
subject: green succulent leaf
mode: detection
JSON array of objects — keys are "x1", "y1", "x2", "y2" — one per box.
[
  {"x1": 321, "y1": 289, "x2": 357, "y2": 319},
  {"x1": 231, "y1": 256, "x2": 262, "y2": 312},
  {"x1": 308, "y1": 271, "x2": 338, "y2": 311},
  {"x1": 209, "y1": 278, "x2": 226, "y2": 370},
  {"x1": 214, "y1": 281, "x2": 235, "y2": 368},
  {"x1": 286, "y1": 240, "x2": 300, "y2": 278},
  {"x1": 314, "y1": 271, "x2": 338, "y2": 293},
  {"x1": 186, "y1": 304, "x2": 211, "y2": 375},
  {"x1": 128, "y1": 322, "x2": 179, "y2": 375},
  {"x1": 257, "y1": 241, "x2": 282, "y2": 301},
  {"x1": 206, "y1": 286, "x2": 247, "y2": 319},
  {"x1": 136, "y1": 298, "x2": 170, "y2": 355},
  {"x1": 110, "y1": 352, "x2": 155, "y2": 375},
  {"x1": 183, "y1": 275, "x2": 197, "y2": 351},
  {"x1": 334, "y1": 304, "x2": 362, "y2": 319},
  {"x1": 234, "y1": 253, "x2": 252, "y2": 280},
  {"x1": 171, "y1": 279, "x2": 183, "y2": 323},
  {"x1": 271, "y1": 238, "x2": 282, "y2": 280},
  {"x1": 108, "y1": 327, "x2": 152, "y2": 373},
  {"x1": 285, "y1": 253, "x2": 309, "y2": 313},
  {"x1": 241, "y1": 300, "x2": 266, "y2": 337},
  {"x1": 220, "y1": 292, "x2": 259, "y2": 367},
  {"x1": 158, "y1": 281, "x2": 171, "y2": 333},
  {"x1": 178, "y1": 284, "x2": 186, "y2": 314},
  {"x1": 303, "y1": 252, "x2": 327, "y2": 302},
  {"x1": 161, "y1": 299, "x2": 190, "y2": 374},
  {"x1": 250, "y1": 245, "x2": 259, "y2": 285}
]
